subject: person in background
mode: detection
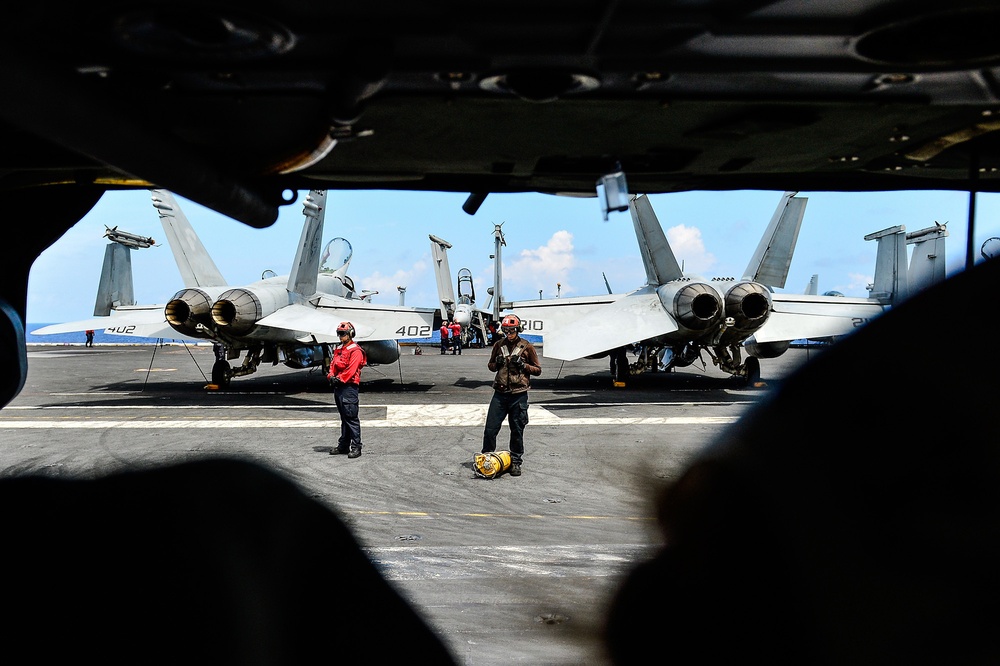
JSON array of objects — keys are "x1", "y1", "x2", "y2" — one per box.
[
  {"x1": 449, "y1": 320, "x2": 462, "y2": 355},
  {"x1": 327, "y1": 321, "x2": 365, "y2": 459},
  {"x1": 440, "y1": 320, "x2": 450, "y2": 355},
  {"x1": 85, "y1": 330, "x2": 95, "y2": 347},
  {"x1": 610, "y1": 346, "x2": 629, "y2": 387},
  {"x1": 481, "y1": 314, "x2": 541, "y2": 477}
]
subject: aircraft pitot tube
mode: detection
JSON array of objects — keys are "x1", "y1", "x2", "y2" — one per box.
[
  {"x1": 164, "y1": 288, "x2": 220, "y2": 338},
  {"x1": 657, "y1": 280, "x2": 724, "y2": 335}
]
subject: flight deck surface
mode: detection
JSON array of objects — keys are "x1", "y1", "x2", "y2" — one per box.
[{"x1": 2, "y1": 343, "x2": 817, "y2": 665}]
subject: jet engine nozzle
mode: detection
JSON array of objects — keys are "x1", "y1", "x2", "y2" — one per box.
[
  {"x1": 660, "y1": 282, "x2": 723, "y2": 332},
  {"x1": 164, "y1": 289, "x2": 215, "y2": 338},
  {"x1": 723, "y1": 281, "x2": 772, "y2": 336},
  {"x1": 212, "y1": 289, "x2": 262, "y2": 335}
]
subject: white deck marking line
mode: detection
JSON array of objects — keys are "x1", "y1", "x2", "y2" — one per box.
[
  {"x1": 365, "y1": 543, "x2": 659, "y2": 581},
  {"x1": 9, "y1": 400, "x2": 752, "y2": 408},
  {"x1": 0, "y1": 404, "x2": 739, "y2": 428}
]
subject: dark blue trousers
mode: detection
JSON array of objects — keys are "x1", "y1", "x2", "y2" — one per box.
[
  {"x1": 334, "y1": 383, "x2": 362, "y2": 451},
  {"x1": 482, "y1": 391, "x2": 529, "y2": 464}
]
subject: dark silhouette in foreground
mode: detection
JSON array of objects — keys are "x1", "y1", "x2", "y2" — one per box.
[
  {"x1": 605, "y1": 255, "x2": 1000, "y2": 664},
  {"x1": 1, "y1": 458, "x2": 457, "y2": 664}
]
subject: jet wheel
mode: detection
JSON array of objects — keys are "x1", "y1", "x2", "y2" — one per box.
[{"x1": 211, "y1": 360, "x2": 231, "y2": 387}]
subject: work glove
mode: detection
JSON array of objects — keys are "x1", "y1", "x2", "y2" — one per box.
[
  {"x1": 494, "y1": 356, "x2": 507, "y2": 368},
  {"x1": 329, "y1": 376, "x2": 342, "y2": 387},
  {"x1": 508, "y1": 356, "x2": 525, "y2": 372}
]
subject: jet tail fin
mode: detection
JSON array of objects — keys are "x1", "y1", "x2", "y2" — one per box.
[
  {"x1": 287, "y1": 190, "x2": 328, "y2": 298},
  {"x1": 429, "y1": 234, "x2": 458, "y2": 318},
  {"x1": 906, "y1": 222, "x2": 949, "y2": 295},
  {"x1": 865, "y1": 225, "x2": 909, "y2": 305},
  {"x1": 150, "y1": 189, "x2": 227, "y2": 288},
  {"x1": 628, "y1": 194, "x2": 683, "y2": 286},
  {"x1": 93, "y1": 243, "x2": 136, "y2": 316},
  {"x1": 804, "y1": 274, "x2": 819, "y2": 295},
  {"x1": 744, "y1": 192, "x2": 808, "y2": 288}
]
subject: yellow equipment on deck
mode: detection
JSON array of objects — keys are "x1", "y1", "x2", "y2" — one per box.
[{"x1": 473, "y1": 450, "x2": 512, "y2": 479}]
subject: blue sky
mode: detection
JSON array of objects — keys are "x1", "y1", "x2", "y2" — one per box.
[{"x1": 26, "y1": 187, "x2": 1000, "y2": 324}]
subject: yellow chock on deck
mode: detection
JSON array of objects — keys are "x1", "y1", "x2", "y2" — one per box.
[
  {"x1": 613, "y1": 381, "x2": 626, "y2": 388},
  {"x1": 474, "y1": 450, "x2": 512, "y2": 479}
]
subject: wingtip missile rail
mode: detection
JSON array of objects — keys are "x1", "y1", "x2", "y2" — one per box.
[{"x1": 103, "y1": 225, "x2": 156, "y2": 249}]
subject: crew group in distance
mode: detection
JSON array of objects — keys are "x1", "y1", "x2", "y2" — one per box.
[{"x1": 438, "y1": 319, "x2": 464, "y2": 355}]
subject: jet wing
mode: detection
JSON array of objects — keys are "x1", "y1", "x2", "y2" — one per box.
[
  {"x1": 750, "y1": 294, "x2": 886, "y2": 343},
  {"x1": 31, "y1": 305, "x2": 197, "y2": 341},
  {"x1": 520, "y1": 289, "x2": 678, "y2": 361},
  {"x1": 510, "y1": 293, "x2": 622, "y2": 334},
  {"x1": 257, "y1": 301, "x2": 436, "y2": 343}
]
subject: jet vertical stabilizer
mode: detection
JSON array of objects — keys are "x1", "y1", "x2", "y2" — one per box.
[
  {"x1": 150, "y1": 189, "x2": 226, "y2": 288},
  {"x1": 865, "y1": 225, "x2": 909, "y2": 305},
  {"x1": 906, "y1": 223, "x2": 949, "y2": 295},
  {"x1": 429, "y1": 234, "x2": 457, "y2": 319},
  {"x1": 153, "y1": 188, "x2": 231, "y2": 338},
  {"x1": 93, "y1": 243, "x2": 135, "y2": 316},
  {"x1": 287, "y1": 190, "x2": 327, "y2": 298},
  {"x1": 629, "y1": 195, "x2": 683, "y2": 286},
  {"x1": 744, "y1": 192, "x2": 807, "y2": 288},
  {"x1": 804, "y1": 274, "x2": 819, "y2": 295}
]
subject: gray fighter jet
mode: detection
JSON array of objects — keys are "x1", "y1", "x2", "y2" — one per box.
[
  {"x1": 504, "y1": 193, "x2": 948, "y2": 385},
  {"x1": 33, "y1": 190, "x2": 436, "y2": 387}
]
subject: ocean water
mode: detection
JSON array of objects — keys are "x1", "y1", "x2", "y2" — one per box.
[
  {"x1": 26, "y1": 324, "x2": 541, "y2": 347},
  {"x1": 25, "y1": 324, "x2": 200, "y2": 346}
]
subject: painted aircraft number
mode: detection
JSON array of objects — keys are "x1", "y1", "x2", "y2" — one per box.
[
  {"x1": 105, "y1": 325, "x2": 136, "y2": 334},
  {"x1": 395, "y1": 325, "x2": 432, "y2": 337},
  {"x1": 520, "y1": 319, "x2": 543, "y2": 331},
  {"x1": 851, "y1": 318, "x2": 870, "y2": 328}
]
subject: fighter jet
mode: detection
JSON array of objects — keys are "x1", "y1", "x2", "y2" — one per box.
[
  {"x1": 502, "y1": 193, "x2": 948, "y2": 386},
  {"x1": 428, "y1": 234, "x2": 494, "y2": 347},
  {"x1": 33, "y1": 189, "x2": 436, "y2": 387}
]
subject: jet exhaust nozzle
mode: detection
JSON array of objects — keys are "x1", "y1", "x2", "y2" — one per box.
[
  {"x1": 723, "y1": 281, "x2": 772, "y2": 336},
  {"x1": 164, "y1": 289, "x2": 215, "y2": 338},
  {"x1": 664, "y1": 282, "x2": 723, "y2": 332},
  {"x1": 212, "y1": 289, "x2": 262, "y2": 335}
]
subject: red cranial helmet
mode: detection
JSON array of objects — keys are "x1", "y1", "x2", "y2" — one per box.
[
  {"x1": 501, "y1": 314, "x2": 521, "y2": 333},
  {"x1": 336, "y1": 321, "x2": 355, "y2": 338}
]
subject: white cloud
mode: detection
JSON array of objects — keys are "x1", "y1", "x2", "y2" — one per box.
[
  {"x1": 843, "y1": 272, "x2": 874, "y2": 294},
  {"x1": 504, "y1": 231, "x2": 577, "y2": 296},
  {"x1": 666, "y1": 224, "x2": 715, "y2": 274},
  {"x1": 357, "y1": 259, "x2": 429, "y2": 304}
]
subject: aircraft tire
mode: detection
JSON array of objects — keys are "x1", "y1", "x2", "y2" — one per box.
[{"x1": 212, "y1": 360, "x2": 231, "y2": 387}]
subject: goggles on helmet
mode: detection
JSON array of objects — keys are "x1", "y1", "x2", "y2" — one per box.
[{"x1": 502, "y1": 326, "x2": 517, "y2": 334}]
